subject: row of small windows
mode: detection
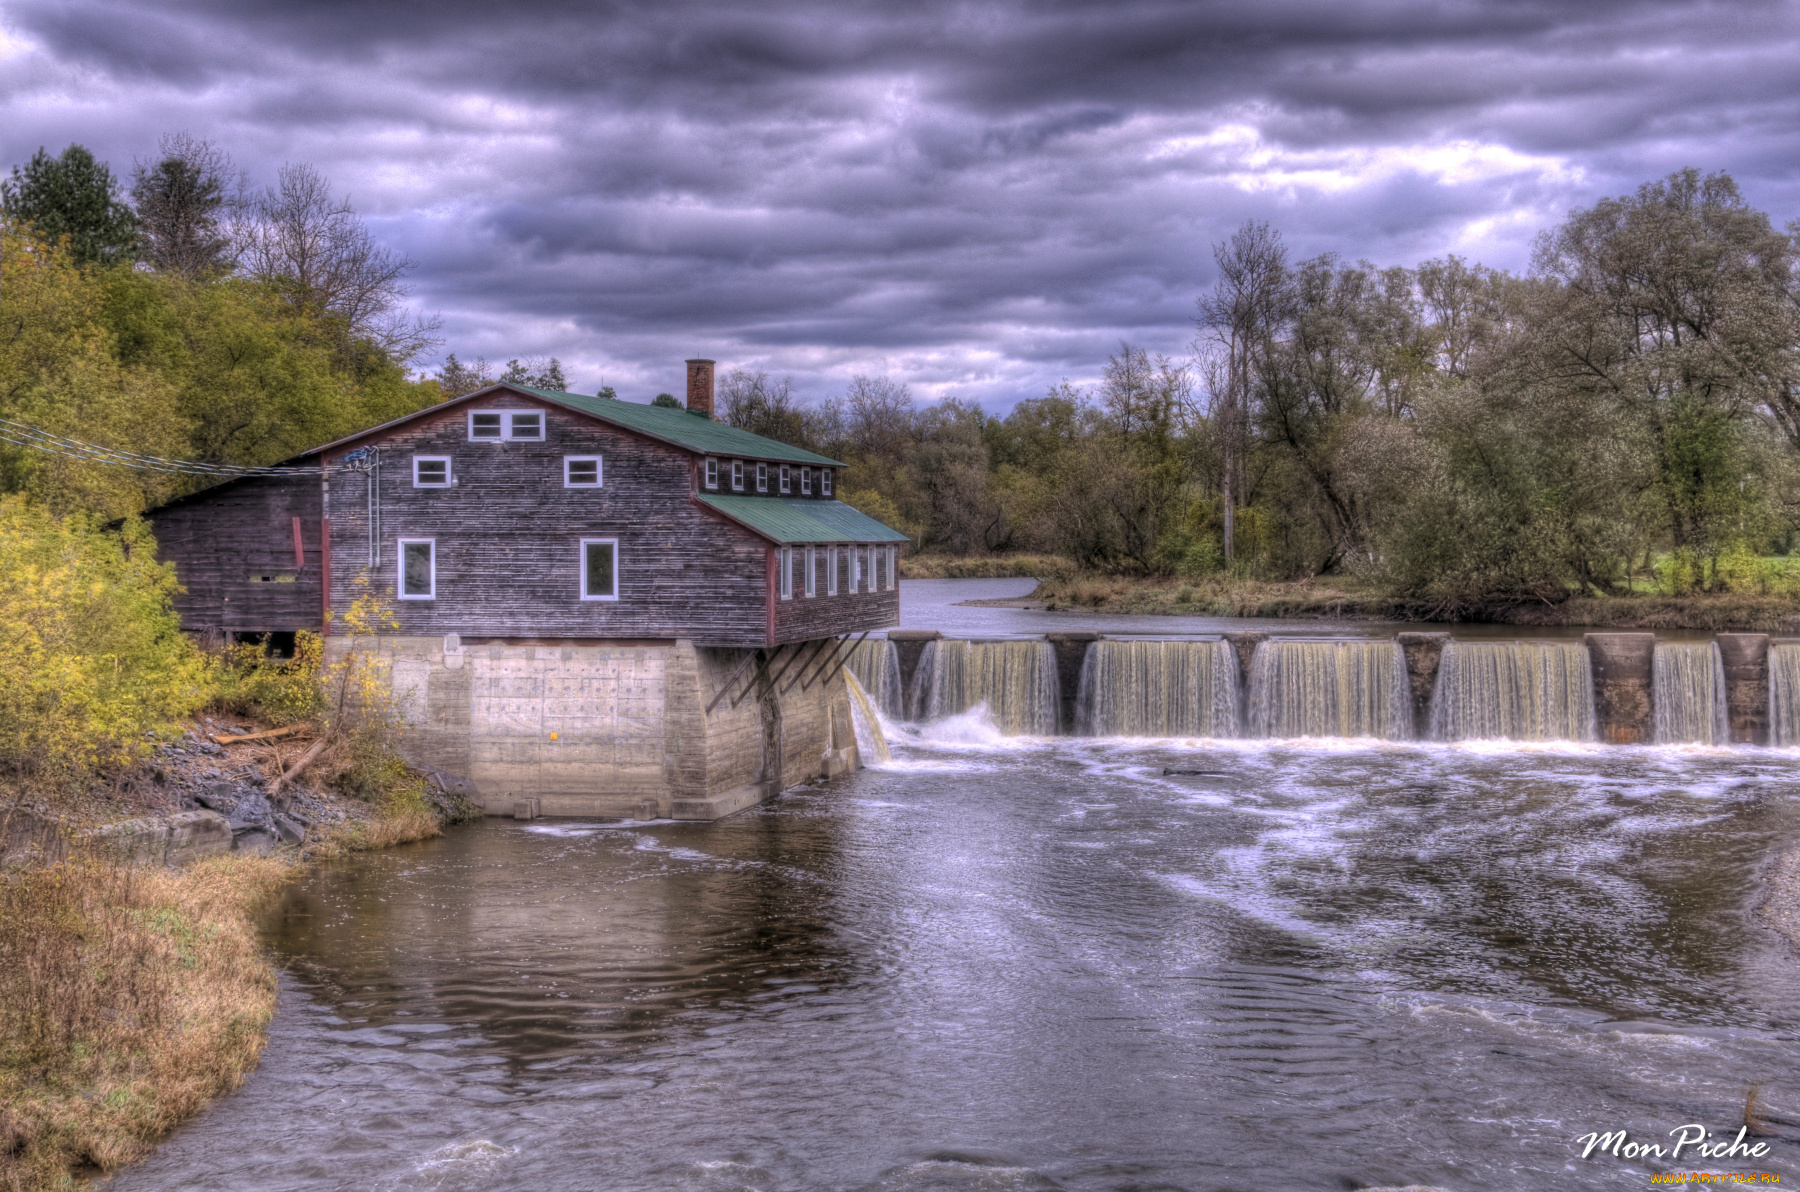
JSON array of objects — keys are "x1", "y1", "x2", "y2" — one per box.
[
  {"x1": 413, "y1": 455, "x2": 602, "y2": 488},
  {"x1": 778, "y1": 545, "x2": 896, "y2": 599},
  {"x1": 704, "y1": 458, "x2": 831, "y2": 496},
  {"x1": 398, "y1": 538, "x2": 618, "y2": 601}
]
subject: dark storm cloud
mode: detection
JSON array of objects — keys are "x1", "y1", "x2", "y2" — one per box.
[{"x1": 2, "y1": 0, "x2": 1795, "y2": 405}]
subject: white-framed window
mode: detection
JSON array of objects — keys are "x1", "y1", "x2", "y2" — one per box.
[
  {"x1": 779, "y1": 465, "x2": 791, "y2": 494},
  {"x1": 704, "y1": 458, "x2": 719, "y2": 489},
  {"x1": 564, "y1": 456, "x2": 602, "y2": 487},
  {"x1": 821, "y1": 469, "x2": 833, "y2": 496},
  {"x1": 868, "y1": 545, "x2": 878, "y2": 591},
  {"x1": 756, "y1": 462, "x2": 768, "y2": 493},
  {"x1": 580, "y1": 538, "x2": 619, "y2": 601},
  {"x1": 827, "y1": 545, "x2": 839, "y2": 595},
  {"x1": 851, "y1": 546, "x2": 862, "y2": 593},
  {"x1": 779, "y1": 547, "x2": 793, "y2": 600},
  {"x1": 469, "y1": 409, "x2": 545, "y2": 441},
  {"x1": 886, "y1": 545, "x2": 896, "y2": 589},
  {"x1": 413, "y1": 456, "x2": 451, "y2": 487},
  {"x1": 800, "y1": 467, "x2": 812, "y2": 495},
  {"x1": 805, "y1": 546, "x2": 816, "y2": 597},
  {"x1": 398, "y1": 538, "x2": 435, "y2": 600},
  {"x1": 731, "y1": 460, "x2": 744, "y2": 491}
]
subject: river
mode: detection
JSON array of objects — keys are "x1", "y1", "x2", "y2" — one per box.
[{"x1": 113, "y1": 582, "x2": 1800, "y2": 1191}]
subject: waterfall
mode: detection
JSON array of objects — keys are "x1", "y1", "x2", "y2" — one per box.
[
  {"x1": 1075, "y1": 639, "x2": 1241, "y2": 737},
  {"x1": 1246, "y1": 639, "x2": 1409, "y2": 739},
  {"x1": 915, "y1": 639, "x2": 1060, "y2": 735},
  {"x1": 843, "y1": 669, "x2": 893, "y2": 764},
  {"x1": 1428, "y1": 641, "x2": 1596, "y2": 742},
  {"x1": 1652, "y1": 642, "x2": 1729, "y2": 744},
  {"x1": 1771, "y1": 642, "x2": 1800, "y2": 746},
  {"x1": 842, "y1": 638, "x2": 904, "y2": 720}
]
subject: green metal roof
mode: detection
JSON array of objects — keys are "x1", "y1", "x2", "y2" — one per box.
[
  {"x1": 509, "y1": 385, "x2": 843, "y2": 467},
  {"x1": 697, "y1": 493, "x2": 911, "y2": 545}
]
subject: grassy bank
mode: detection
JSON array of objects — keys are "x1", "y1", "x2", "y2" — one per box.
[
  {"x1": 0, "y1": 853, "x2": 295, "y2": 1191},
  {"x1": 1020, "y1": 573, "x2": 1800, "y2": 632},
  {"x1": 899, "y1": 553, "x2": 1075, "y2": 580}
]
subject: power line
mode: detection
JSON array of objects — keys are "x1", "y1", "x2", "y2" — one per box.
[{"x1": 0, "y1": 417, "x2": 339, "y2": 478}]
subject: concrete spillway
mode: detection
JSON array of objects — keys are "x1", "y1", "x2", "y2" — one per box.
[
  {"x1": 1428, "y1": 641, "x2": 1596, "y2": 742},
  {"x1": 1246, "y1": 640, "x2": 1410, "y2": 740},
  {"x1": 1075, "y1": 639, "x2": 1241, "y2": 737},
  {"x1": 1652, "y1": 641, "x2": 1729, "y2": 745},
  {"x1": 914, "y1": 639, "x2": 1060, "y2": 735}
]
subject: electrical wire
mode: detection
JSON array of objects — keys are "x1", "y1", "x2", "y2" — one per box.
[{"x1": 0, "y1": 417, "x2": 344, "y2": 478}]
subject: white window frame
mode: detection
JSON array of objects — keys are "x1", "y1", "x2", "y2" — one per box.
[
  {"x1": 886, "y1": 545, "x2": 897, "y2": 589},
  {"x1": 779, "y1": 465, "x2": 791, "y2": 494},
  {"x1": 756, "y1": 462, "x2": 768, "y2": 493},
  {"x1": 704, "y1": 458, "x2": 719, "y2": 489},
  {"x1": 779, "y1": 547, "x2": 793, "y2": 600},
  {"x1": 851, "y1": 546, "x2": 862, "y2": 593},
  {"x1": 804, "y1": 546, "x2": 816, "y2": 598},
  {"x1": 579, "y1": 537, "x2": 620, "y2": 601},
  {"x1": 731, "y1": 459, "x2": 744, "y2": 491},
  {"x1": 412, "y1": 456, "x2": 452, "y2": 488},
  {"x1": 468, "y1": 409, "x2": 545, "y2": 441},
  {"x1": 564, "y1": 456, "x2": 603, "y2": 487},
  {"x1": 801, "y1": 467, "x2": 812, "y2": 495},
  {"x1": 821, "y1": 469, "x2": 833, "y2": 496},
  {"x1": 398, "y1": 538, "x2": 436, "y2": 600},
  {"x1": 826, "y1": 545, "x2": 839, "y2": 595}
]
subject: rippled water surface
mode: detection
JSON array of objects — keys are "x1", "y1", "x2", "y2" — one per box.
[{"x1": 117, "y1": 727, "x2": 1800, "y2": 1191}]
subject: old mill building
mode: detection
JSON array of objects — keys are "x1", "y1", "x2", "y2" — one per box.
[{"x1": 145, "y1": 359, "x2": 910, "y2": 820}]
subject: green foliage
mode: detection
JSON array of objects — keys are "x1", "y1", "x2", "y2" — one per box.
[
  {"x1": 211, "y1": 632, "x2": 325, "y2": 725},
  {"x1": 651, "y1": 393, "x2": 682, "y2": 408},
  {"x1": 1, "y1": 145, "x2": 138, "y2": 266},
  {"x1": 0, "y1": 498, "x2": 209, "y2": 785}
]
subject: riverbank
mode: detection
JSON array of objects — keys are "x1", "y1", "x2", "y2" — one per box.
[
  {"x1": 980, "y1": 573, "x2": 1800, "y2": 633},
  {"x1": 0, "y1": 716, "x2": 472, "y2": 1191}
]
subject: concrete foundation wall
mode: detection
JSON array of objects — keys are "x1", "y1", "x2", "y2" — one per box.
[
  {"x1": 1584, "y1": 633, "x2": 1655, "y2": 744},
  {"x1": 327, "y1": 636, "x2": 858, "y2": 820},
  {"x1": 1716, "y1": 633, "x2": 1771, "y2": 745},
  {"x1": 1396, "y1": 632, "x2": 1452, "y2": 739}
]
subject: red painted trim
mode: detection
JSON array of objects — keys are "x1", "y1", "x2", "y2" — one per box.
[
  {"x1": 292, "y1": 517, "x2": 304, "y2": 570},
  {"x1": 320, "y1": 517, "x2": 331, "y2": 635}
]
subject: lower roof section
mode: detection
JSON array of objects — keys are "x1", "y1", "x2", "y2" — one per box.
[{"x1": 697, "y1": 493, "x2": 911, "y2": 545}]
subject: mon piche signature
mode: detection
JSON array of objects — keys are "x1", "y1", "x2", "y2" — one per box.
[{"x1": 1579, "y1": 1124, "x2": 1772, "y2": 1163}]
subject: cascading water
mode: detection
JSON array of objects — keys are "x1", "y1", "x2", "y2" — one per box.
[
  {"x1": 1770, "y1": 642, "x2": 1800, "y2": 747},
  {"x1": 1652, "y1": 641, "x2": 1729, "y2": 744},
  {"x1": 1246, "y1": 639, "x2": 1410, "y2": 739},
  {"x1": 842, "y1": 638, "x2": 904, "y2": 720},
  {"x1": 842, "y1": 670, "x2": 893, "y2": 764},
  {"x1": 914, "y1": 639, "x2": 1060, "y2": 735},
  {"x1": 1428, "y1": 641, "x2": 1596, "y2": 742},
  {"x1": 1075, "y1": 639, "x2": 1241, "y2": 737}
]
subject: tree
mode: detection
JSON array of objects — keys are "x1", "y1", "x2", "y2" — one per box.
[
  {"x1": 719, "y1": 369, "x2": 809, "y2": 444},
  {"x1": 234, "y1": 162, "x2": 439, "y2": 361},
  {"x1": 1, "y1": 145, "x2": 138, "y2": 265},
  {"x1": 130, "y1": 134, "x2": 234, "y2": 277},
  {"x1": 434, "y1": 354, "x2": 492, "y2": 398},
  {"x1": 651, "y1": 393, "x2": 681, "y2": 408},
  {"x1": 498, "y1": 356, "x2": 566, "y2": 390}
]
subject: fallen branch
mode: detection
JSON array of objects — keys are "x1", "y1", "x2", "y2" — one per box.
[
  {"x1": 269, "y1": 737, "x2": 329, "y2": 796},
  {"x1": 211, "y1": 724, "x2": 305, "y2": 746}
]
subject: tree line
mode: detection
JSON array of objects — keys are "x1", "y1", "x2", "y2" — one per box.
[{"x1": 720, "y1": 170, "x2": 1800, "y2": 606}]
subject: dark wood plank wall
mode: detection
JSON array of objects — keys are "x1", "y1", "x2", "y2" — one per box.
[
  {"x1": 773, "y1": 544, "x2": 900, "y2": 645},
  {"x1": 144, "y1": 472, "x2": 323, "y2": 634},
  {"x1": 323, "y1": 397, "x2": 777, "y2": 646}
]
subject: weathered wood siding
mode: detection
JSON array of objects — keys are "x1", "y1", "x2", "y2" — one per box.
[
  {"x1": 323, "y1": 397, "x2": 776, "y2": 645},
  {"x1": 773, "y1": 545, "x2": 900, "y2": 645},
  {"x1": 145, "y1": 472, "x2": 323, "y2": 634}
]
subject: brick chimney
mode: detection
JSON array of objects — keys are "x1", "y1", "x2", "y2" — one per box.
[{"x1": 685, "y1": 358, "x2": 715, "y2": 419}]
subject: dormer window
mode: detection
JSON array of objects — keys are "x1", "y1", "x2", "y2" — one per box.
[
  {"x1": 704, "y1": 458, "x2": 719, "y2": 489},
  {"x1": 413, "y1": 456, "x2": 451, "y2": 487},
  {"x1": 779, "y1": 465, "x2": 791, "y2": 494},
  {"x1": 756, "y1": 462, "x2": 768, "y2": 492},
  {"x1": 469, "y1": 409, "x2": 544, "y2": 441},
  {"x1": 821, "y1": 469, "x2": 833, "y2": 496},
  {"x1": 800, "y1": 467, "x2": 812, "y2": 495},
  {"x1": 731, "y1": 460, "x2": 744, "y2": 491}
]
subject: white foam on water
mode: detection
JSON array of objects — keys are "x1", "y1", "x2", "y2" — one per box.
[{"x1": 520, "y1": 819, "x2": 677, "y2": 836}]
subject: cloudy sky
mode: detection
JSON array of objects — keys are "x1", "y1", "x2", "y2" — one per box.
[{"x1": 1, "y1": 0, "x2": 1795, "y2": 409}]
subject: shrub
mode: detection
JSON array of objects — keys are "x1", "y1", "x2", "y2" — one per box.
[{"x1": 210, "y1": 631, "x2": 325, "y2": 725}]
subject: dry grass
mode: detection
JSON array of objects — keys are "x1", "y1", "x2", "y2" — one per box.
[
  {"x1": 899, "y1": 554, "x2": 1076, "y2": 580},
  {"x1": 0, "y1": 852, "x2": 296, "y2": 1191}
]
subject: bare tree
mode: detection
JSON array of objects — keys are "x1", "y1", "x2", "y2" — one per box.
[
  {"x1": 1198, "y1": 221, "x2": 1288, "y2": 559},
  {"x1": 433, "y1": 354, "x2": 493, "y2": 398},
  {"x1": 840, "y1": 374, "x2": 916, "y2": 460},
  {"x1": 719, "y1": 368, "x2": 809, "y2": 444},
  {"x1": 234, "y1": 163, "x2": 440, "y2": 361},
  {"x1": 130, "y1": 134, "x2": 235, "y2": 277}
]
